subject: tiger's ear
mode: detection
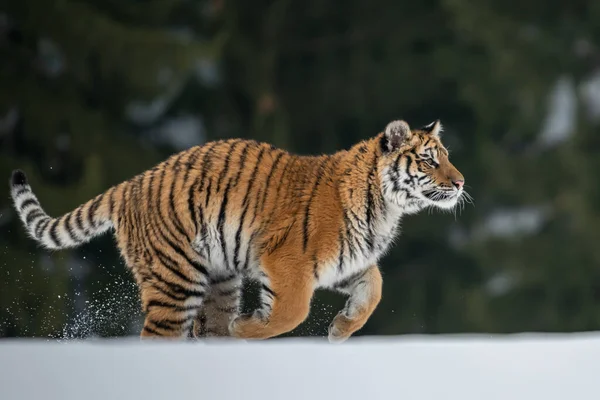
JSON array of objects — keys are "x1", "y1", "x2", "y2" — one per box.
[
  {"x1": 383, "y1": 120, "x2": 412, "y2": 152},
  {"x1": 422, "y1": 120, "x2": 442, "y2": 137}
]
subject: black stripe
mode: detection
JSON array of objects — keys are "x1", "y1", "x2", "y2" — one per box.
[
  {"x1": 14, "y1": 188, "x2": 30, "y2": 197},
  {"x1": 148, "y1": 319, "x2": 185, "y2": 332},
  {"x1": 19, "y1": 198, "x2": 38, "y2": 212},
  {"x1": 35, "y1": 218, "x2": 51, "y2": 239},
  {"x1": 337, "y1": 229, "x2": 345, "y2": 272},
  {"x1": 303, "y1": 159, "x2": 327, "y2": 251},
  {"x1": 233, "y1": 203, "x2": 250, "y2": 270},
  {"x1": 48, "y1": 219, "x2": 61, "y2": 247},
  {"x1": 191, "y1": 142, "x2": 221, "y2": 254},
  {"x1": 75, "y1": 206, "x2": 88, "y2": 236},
  {"x1": 405, "y1": 154, "x2": 414, "y2": 176},
  {"x1": 241, "y1": 230, "x2": 259, "y2": 271},
  {"x1": 107, "y1": 187, "x2": 116, "y2": 220},
  {"x1": 260, "y1": 301, "x2": 273, "y2": 311},
  {"x1": 258, "y1": 152, "x2": 284, "y2": 212},
  {"x1": 210, "y1": 274, "x2": 237, "y2": 285},
  {"x1": 391, "y1": 153, "x2": 403, "y2": 192},
  {"x1": 153, "y1": 201, "x2": 210, "y2": 279},
  {"x1": 313, "y1": 254, "x2": 319, "y2": 280},
  {"x1": 231, "y1": 142, "x2": 252, "y2": 186},
  {"x1": 333, "y1": 270, "x2": 367, "y2": 290},
  {"x1": 186, "y1": 147, "x2": 212, "y2": 236},
  {"x1": 146, "y1": 167, "x2": 158, "y2": 215},
  {"x1": 134, "y1": 176, "x2": 149, "y2": 261},
  {"x1": 63, "y1": 214, "x2": 78, "y2": 243},
  {"x1": 154, "y1": 267, "x2": 206, "y2": 297},
  {"x1": 215, "y1": 143, "x2": 247, "y2": 270},
  {"x1": 233, "y1": 148, "x2": 266, "y2": 269},
  {"x1": 87, "y1": 194, "x2": 103, "y2": 229},
  {"x1": 153, "y1": 163, "x2": 205, "y2": 278},
  {"x1": 142, "y1": 325, "x2": 164, "y2": 336},
  {"x1": 155, "y1": 163, "x2": 169, "y2": 232},
  {"x1": 273, "y1": 158, "x2": 293, "y2": 199},
  {"x1": 140, "y1": 167, "x2": 159, "y2": 255},
  {"x1": 181, "y1": 146, "x2": 203, "y2": 187},
  {"x1": 125, "y1": 179, "x2": 140, "y2": 261},
  {"x1": 365, "y1": 153, "x2": 379, "y2": 252},
  {"x1": 347, "y1": 209, "x2": 367, "y2": 254},
  {"x1": 261, "y1": 284, "x2": 276, "y2": 299},
  {"x1": 215, "y1": 140, "x2": 241, "y2": 193},
  {"x1": 149, "y1": 279, "x2": 188, "y2": 301},
  {"x1": 264, "y1": 157, "x2": 293, "y2": 227},
  {"x1": 248, "y1": 184, "x2": 263, "y2": 229},
  {"x1": 155, "y1": 317, "x2": 193, "y2": 331},
  {"x1": 342, "y1": 211, "x2": 356, "y2": 260},
  {"x1": 217, "y1": 181, "x2": 232, "y2": 269},
  {"x1": 24, "y1": 209, "x2": 44, "y2": 225},
  {"x1": 168, "y1": 152, "x2": 190, "y2": 240},
  {"x1": 204, "y1": 181, "x2": 212, "y2": 207},
  {"x1": 154, "y1": 246, "x2": 201, "y2": 286},
  {"x1": 148, "y1": 186, "x2": 209, "y2": 284},
  {"x1": 187, "y1": 181, "x2": 199, "y2": 236},
  {"x1": 156, "y1": 160, "x2": 190, "y2": 243},
  {"x1": 30, "y1": 217, "x2": 46, "y2": 238},
  {"x1": 146, "y1": 300, "x2": 200, "y2": 312},
  {"x1": 189, "y1": 260, "x2": 209, "y2": 277}
]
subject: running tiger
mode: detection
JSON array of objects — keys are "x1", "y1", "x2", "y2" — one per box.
[{"x1": 9, "y1": 119, "x2": 467, "y2": 343}]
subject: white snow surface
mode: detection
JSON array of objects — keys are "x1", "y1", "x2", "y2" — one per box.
[{"x1": 1, "y1": 333, "x2": 599, "y2": 400}]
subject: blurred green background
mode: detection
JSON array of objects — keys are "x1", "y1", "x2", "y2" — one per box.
[{"x1": 1, "y1": 0, "x2": 600, "y2": 339}]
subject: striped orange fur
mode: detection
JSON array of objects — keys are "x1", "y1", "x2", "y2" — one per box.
[{"x1": 9, "y1": 119, "x2": 466, "y2": 342}]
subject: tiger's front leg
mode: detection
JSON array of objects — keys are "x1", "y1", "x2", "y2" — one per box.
[{"x1": 328, "y1": 265, "x2": 382, "y2": 343}]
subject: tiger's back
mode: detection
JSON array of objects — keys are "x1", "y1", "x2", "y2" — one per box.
[{"x1": 115, "y1": 139, "x2": 339, "y2": 276}]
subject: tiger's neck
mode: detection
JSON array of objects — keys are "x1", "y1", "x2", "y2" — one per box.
[{"x1": 333, "y1": 137, "x2": 404, "y2": 257}]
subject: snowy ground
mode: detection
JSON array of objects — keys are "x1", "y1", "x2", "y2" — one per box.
[{"x1": 1, "y1": 333, "x2": 598, "y2": 400}]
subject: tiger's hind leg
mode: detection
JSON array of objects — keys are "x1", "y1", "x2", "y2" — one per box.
[
  {"x1": 137, "y1": 264, "x2": 208, "y2": 339},
  {"x1": 193, "y1": 273, "x2": 242, "y2": 338}
]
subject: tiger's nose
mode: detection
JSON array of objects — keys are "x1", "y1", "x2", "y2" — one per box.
[{"x1": 452, "y1": 179, "x2": 464, "y2": 189}]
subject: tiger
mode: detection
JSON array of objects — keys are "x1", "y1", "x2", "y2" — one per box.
[{"x1": 9, "y1": 119, "x2": 466, "y2": 343}]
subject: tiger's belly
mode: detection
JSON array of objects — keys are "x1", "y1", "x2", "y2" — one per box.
[{"x1": 315, "y1": 254, "x2": 380, "y2": 289}]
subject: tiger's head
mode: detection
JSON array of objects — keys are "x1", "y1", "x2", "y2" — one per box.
[{"x1": 379, "y1": 119, "x2": 466, "y2": 211}]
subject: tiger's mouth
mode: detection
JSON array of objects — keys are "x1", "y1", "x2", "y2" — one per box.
[{"x1": 420, "y1": 189, "x2": 460, "y2": 208}]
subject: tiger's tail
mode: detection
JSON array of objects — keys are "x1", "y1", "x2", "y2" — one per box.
[{"x1": 9, "y1": 169, "x2": 117, "y2": 250}]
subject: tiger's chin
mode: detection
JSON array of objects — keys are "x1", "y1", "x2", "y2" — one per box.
[{"x1": 430, "y1": 196, "x2": 459, "y2": 210}]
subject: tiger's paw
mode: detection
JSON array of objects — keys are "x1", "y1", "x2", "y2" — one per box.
[
  {"x1": 327, "y1": 312, "x2": 358, "y2": 344},
  {"x1": 228, "y1": 311, "x2": 268, "y2": 339}
]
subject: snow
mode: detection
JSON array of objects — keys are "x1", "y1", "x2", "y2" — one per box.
[
  {"x1": 1, "y1": 333, "x2": 599, "y2": 400},
  {"x1": 580, "y1": 68, "x2": 600, "y2": 122},
  {"x1": 538, "y1": 75, "x2": 577, "y2": 148},
  {"x1": 485, "y1": 271, "x2": 518, "y2": 297},
  {"x1": 474, "y1": 206, "x2": 548, "y2": 240},
  {"x1": 150, "y1": 114, "x2": 206, "y2": 151}
]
